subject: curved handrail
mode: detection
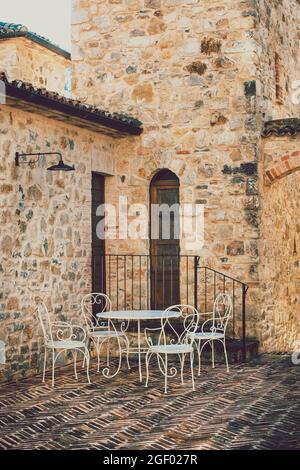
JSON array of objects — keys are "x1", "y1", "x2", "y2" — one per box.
[{"x1": 197, "y1": 264, "x2": 249, "y2": 290}]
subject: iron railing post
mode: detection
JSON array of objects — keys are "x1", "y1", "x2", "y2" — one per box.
[{"x1": 242, "y1": 284, "x2": 247, "y2": 362}]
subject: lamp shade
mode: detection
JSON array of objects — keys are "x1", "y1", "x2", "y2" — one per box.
[{"x1": 47, "y1": 159, "x2": 75, "y2": 172}]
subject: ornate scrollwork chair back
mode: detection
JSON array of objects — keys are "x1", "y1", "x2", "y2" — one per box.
[
  {"x1": 208, "y1": 292, "x2": 232, "y2": 335},
  {"x1": 81, "y1": 293, "x2": 112, "y2": 333},
  {"x1": 156, "y1": 305, "x2": 199, "y2": 348}
]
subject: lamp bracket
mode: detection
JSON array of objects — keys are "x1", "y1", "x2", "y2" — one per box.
[{"x1": 15, "y1": 152, "x2": 63, "y2": 167}]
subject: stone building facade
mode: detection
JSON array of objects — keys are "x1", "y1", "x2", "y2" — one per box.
[
  {"x1": 0, "y1": 107, "x2": 116, "y2": 379},
  {"x1": 0, "y1": 84, "x2": 143, "y2": 379},
  {"x1": 0, "y1": 24, "x2": 142, "y2": 380},
  {"x1": 72, "y1": 0, "x2": 261, "y2": 328},
  {"x1": 0, "y1": 0, "x2": 300, "y2": 381},
  {"x1": 71, "y1": 0, "x2": 300, "y2": 352}
]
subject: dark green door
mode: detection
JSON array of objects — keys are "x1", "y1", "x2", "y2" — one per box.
[
  {"x1": 150, "y1": 170, "x2": 180, "y2": 309},
  {"x1": 92, "y1": 173, "x2": 105, "y2": 297}
]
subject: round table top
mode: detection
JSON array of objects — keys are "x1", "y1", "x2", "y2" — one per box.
[{"x1": 96, "y1": 310, "x2": 181, "y2": 321}]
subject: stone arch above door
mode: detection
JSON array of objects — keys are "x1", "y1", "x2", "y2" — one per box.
[{"x1": 264, "y1": 151, "x2": 300, "y2": 185}]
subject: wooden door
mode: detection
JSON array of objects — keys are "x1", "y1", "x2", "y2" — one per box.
[
  {"x1": 92, "y1": 173, "x2": 105, "y2": 297},
  {"x1": 150, "y1": 170, "x2": 180, "y2": 309}
]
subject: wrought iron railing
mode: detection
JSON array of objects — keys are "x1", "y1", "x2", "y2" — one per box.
[{"x1": 92, "y1": 254, "x2": 249, "y2": 360}]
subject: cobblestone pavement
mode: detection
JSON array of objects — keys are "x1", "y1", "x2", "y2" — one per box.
[{"x1": 0, "y1": 354, "x2": 299, "y2": 450}]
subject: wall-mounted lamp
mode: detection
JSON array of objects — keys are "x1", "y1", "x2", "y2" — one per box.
[{"x1": 15, "y1": 152, "x2": 75, "y2": 172}]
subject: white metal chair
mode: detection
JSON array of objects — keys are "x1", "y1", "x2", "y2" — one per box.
[
  {"x1": 37, "y1": 301, "x2": 90, "y2": 387},
  {"x1": 193, "y1": 293, "x2": 232, "y2": 375},
  {"x1": 81, "y1": 293, "x2": 130, "y2": 376},
  {"x1": 145, "y1": 305, "x2": 199, "y2": 394}
]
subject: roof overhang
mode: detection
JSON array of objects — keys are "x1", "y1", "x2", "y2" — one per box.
[
  {"x1": 1, "y1": 81, "x2": 143, "y2": 138},
  {"x1": 262, "y1": 118, "x2": 300, "y2": 138},
  {"x1": 0, "y1": 31, "x2": 71, "y2": 59}
]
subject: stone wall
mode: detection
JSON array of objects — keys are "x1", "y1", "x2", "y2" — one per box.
[
  {"x1": 72, "y1": 0, "x2": 261, "y2": 340},
  {"x1": 0, "y1": 38, "x2": 71, "y2": 95},
  {"x1": 0, "y1": 103, "x2": 119, "y2": 380},
  {"x1": 260, "y1": 133, "x2": 300, "y2": 351},
  {"x1": 256, "y1": 0, "x2": 300, "y2": 351},
  {"x1": 0, "y1": 41, "x2": 17, "y2": 82},
  {"x1": 256, "y1": 0, "x2": 300, "y2": 120}
]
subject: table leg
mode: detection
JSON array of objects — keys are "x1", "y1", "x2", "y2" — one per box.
[{"x1": 138, "y1": 319, "x2": 142, "y2": 382}]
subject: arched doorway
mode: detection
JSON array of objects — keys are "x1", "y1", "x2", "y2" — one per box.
[{"x1": 150, "y1": 169, "x2": 180, "y2": 309}]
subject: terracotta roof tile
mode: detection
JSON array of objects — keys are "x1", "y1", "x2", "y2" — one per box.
[
  {"x1": 262, "y1": 118, "x2": 300, "y2": 137},
  {"x1": 0, "y1": 72, "x2": 143, "y2": 136}
]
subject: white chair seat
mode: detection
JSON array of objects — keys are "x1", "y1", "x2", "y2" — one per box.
[
  {"x1": 149, "y1": 344, "x2": 193, "y2": 354},
  {"x1": 89, "y1": 330, "x2": 122, "y2": 338},
  {"x1": 194, "y1": 332, "x2": 225, "y2": 340},
  {"x1": 47, "y1": 340, "x2": 86, "y2": 349}
]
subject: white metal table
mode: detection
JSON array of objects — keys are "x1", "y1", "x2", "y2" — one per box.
[{"x1": 96, "y1": 310, "x2": 180, "y2": 382}]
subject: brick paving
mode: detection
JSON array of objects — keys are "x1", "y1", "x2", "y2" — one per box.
[{"x1": 0, "y1": 354, "x2": 299, "y2": 450}]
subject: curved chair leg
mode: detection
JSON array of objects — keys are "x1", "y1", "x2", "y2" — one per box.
[
  {"x1": 107, "y1": 339, "x2": 110, "y2": 367},
  {"x1": 102, "y1": 335, "x2": 122, "y2": 379},
  {"x1": 122, "y1": 335, "x2": 131, "y2": 370},
  {"x1": 83, "y1": 338, "x2": 91, "y2": 369},
  {"x1": 190, "y1": 351, "x2": 195, "y2": 392},
  {"x1": 211, "y1": 340, "x2": 215, "y2": 369},
  {"x1": 179, "y1": 353, "x2": 186, "y2": 384},
  {"x1": 145, "y1": 351, "x2": 152, "y2": 388},
  {"x1": 105, "y1": 335, "x2": 131, "y2": 374},
  {"x1": 52, "y1": 350, "x2": 56, "y2": 387},
  {"x1": 96, "y1": 340, "x2": 101, "y2": 373},
  {"x1": 198, "y1": 340, "x2": 210, "y2": 376},
  {"x1": 114, "y1": 334, "x2": 123, "y2": 376},
  {"x1": 42, "y1": 348, "x2": 47, "y2": 383},
  {"x1": 73, "y1": 350, "x2": 78, "y2": 380},
  {"x1": 164, "y1": 354, "x2": 168, "y2": 394},
  {"x1": 84, "y1": 348, "x2": 91, "y2": 384},
  {"x1": 223, "y1": 339, "x2": 229, "y2": 373},
  {"x1": 197, "y1": 340, "x2": 202, "y2": 376},
  {"x1": 97, "y1": 339, "x2": 108, "y2": 373}
]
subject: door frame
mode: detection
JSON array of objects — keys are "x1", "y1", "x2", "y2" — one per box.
[{"x1": 149, "y1": 170, "x2": 180, "y2": 309}]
